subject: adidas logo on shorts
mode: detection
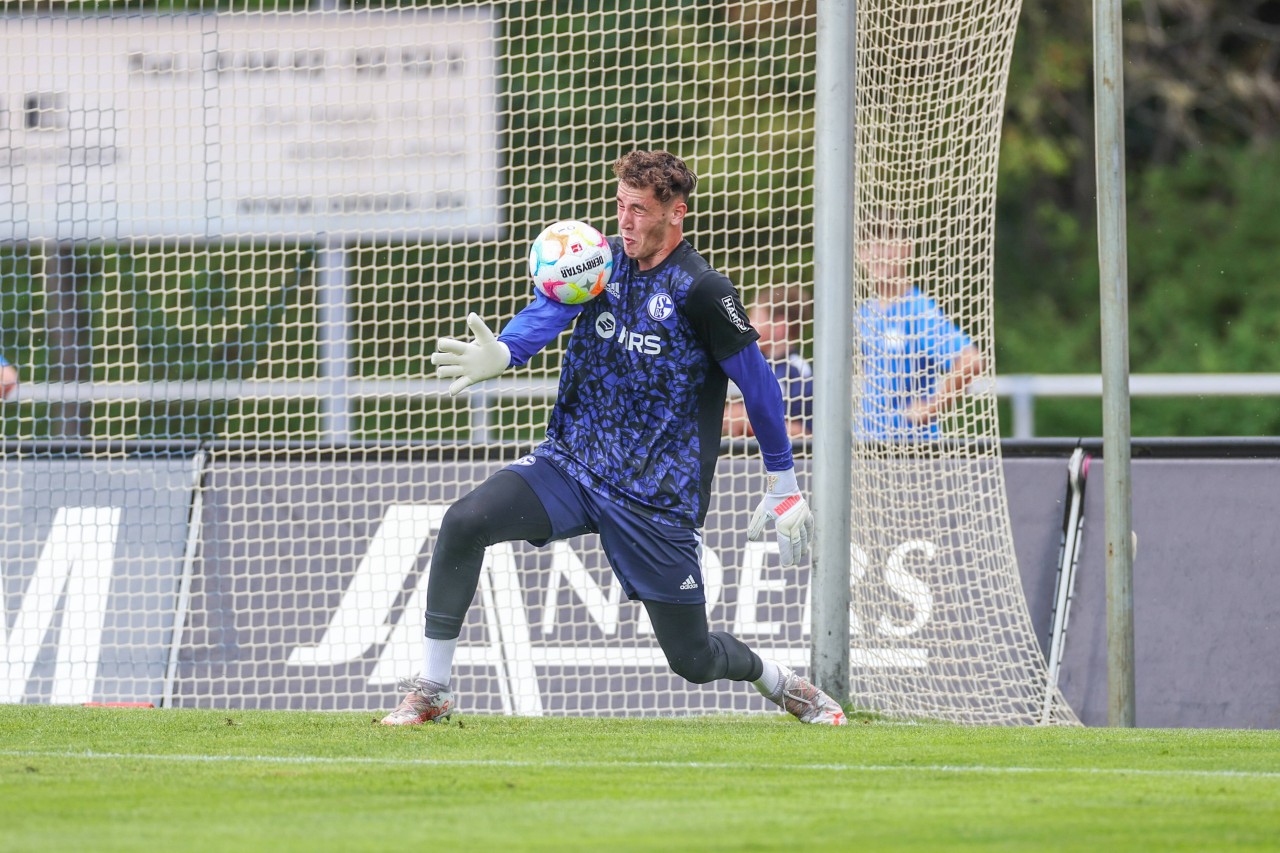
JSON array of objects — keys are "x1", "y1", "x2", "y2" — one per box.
[{"x1": 679, "y1": 574, "x2": 699, "y2": 591}]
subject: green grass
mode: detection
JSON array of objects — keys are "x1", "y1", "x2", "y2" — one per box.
[{"x1": 2, "y1": 706, "x2": 1278, "y2": 852}]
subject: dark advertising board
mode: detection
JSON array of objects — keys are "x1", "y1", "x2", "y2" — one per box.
[
  {"x1": 173, "y1": 455, "x2": 1055, "y2": 721},
  {"x1": 173, "y1": 457, "x2": 807, "y2": 714},
  {"x1": 5, "y1": 444, "x2": 1276, "y2": 726},
  {"x1": 0, "y1": 456, "x2": 199, "y2": 704}
]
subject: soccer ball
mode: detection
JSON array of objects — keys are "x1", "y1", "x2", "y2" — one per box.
[{"x1": 528, "y1": 220, "x2": 613, "y2": 305}]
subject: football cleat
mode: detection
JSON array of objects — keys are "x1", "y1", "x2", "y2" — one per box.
[
  {"x1": 380, "y1": 677, "x2": 456, "y2": 726},
  {"x1": 757, "y1": 665, "x2": 848, "y2": 726}
]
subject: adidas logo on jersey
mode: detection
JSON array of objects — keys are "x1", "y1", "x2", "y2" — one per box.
[{"x1": 679, "y1": 575, "x2": 699, "y2": 591}]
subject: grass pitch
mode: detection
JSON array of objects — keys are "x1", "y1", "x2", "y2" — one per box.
[{"x1": 2, "y1": 705, "x2": 1278, "y2": 852}]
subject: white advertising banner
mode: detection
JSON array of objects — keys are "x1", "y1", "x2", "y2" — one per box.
[{"x1": 0, "y1": 8, "x2": 500, "y2": 241}]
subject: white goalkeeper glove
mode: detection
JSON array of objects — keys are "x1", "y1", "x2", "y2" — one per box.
[
  {"x1": 746, "y1": 467, "x2": 814, "y2": 567},
  {"x1": 431, "y1": 313, "x2": 511, "y2": 396}
]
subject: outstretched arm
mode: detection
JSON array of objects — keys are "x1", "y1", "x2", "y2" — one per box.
[
  {"x1": 497, "y1": 293, "x2": 584, "y2": 367},
  {"x1": 432, "y1": 294, "x2": 583, "y2": 396}
]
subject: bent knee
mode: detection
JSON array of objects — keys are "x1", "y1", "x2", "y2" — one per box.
[
  {"x1": 438, "y1": 494, "x2": 496, "y2": 545},
  {"x1": 668, "y1": 659, "x2": 717, "y2": 685},
  {"x1": 666, "y1": 649, "x2": 720, "y2": 685}
]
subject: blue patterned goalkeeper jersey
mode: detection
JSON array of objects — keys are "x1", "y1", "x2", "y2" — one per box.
[{"x1": 533, "y1": 238, "x2": 758, "y2": 528}]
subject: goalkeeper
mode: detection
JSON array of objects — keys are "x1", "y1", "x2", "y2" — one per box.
[{"x1": 383, "y1": 149, "x2": 846, "y2": 727}]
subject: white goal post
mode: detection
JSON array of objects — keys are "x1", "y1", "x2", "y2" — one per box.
[{"x1": 0, "y1": 1, "x2": 1075, "y2": 725}]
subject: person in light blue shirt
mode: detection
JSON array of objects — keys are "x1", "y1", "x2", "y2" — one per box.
[{"x1": 856, "y1": 222, "x2": 984, "y2": 441}]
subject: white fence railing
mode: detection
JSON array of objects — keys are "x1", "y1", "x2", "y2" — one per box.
[
  {"x1": 16, "y1": 373, "x2": 1280, "y2": 440},
  {"x1": 979, "y1": 374, "x2": 1280, "y2": 438}
]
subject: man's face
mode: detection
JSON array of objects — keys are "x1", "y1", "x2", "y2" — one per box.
[
  {"x1": 615, "y1": 182, "x2": 684, "y2": 269},
  {"x1": 859, "y1": 237, "x2": 913, "y2": 289}
]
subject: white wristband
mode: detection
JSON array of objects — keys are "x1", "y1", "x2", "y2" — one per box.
[{"x1": 765, "y1": 467, "x2": 798, "y2": 495}]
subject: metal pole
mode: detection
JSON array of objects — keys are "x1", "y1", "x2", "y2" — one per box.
[
  {"x1": 43, "y1": 241, "x2": 90, "y2": 439},
  {"x1": 313, "y1": 0, "x2": 351, "y2": 443},
  {"x1": 1094, "y1": 0, "x2": 1136, "y2": 727},
  {"x1": 810, "y1": 0, "x2": 855, "y2": 699},
  {"x1": 318, "y1": 237, "x2": 351, "y2": 442}
]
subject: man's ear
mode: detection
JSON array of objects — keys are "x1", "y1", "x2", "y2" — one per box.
[{"x1": 670, "y1": 201, "x2": 688, "y2": 226}]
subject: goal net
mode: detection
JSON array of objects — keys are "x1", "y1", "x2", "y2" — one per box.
[
  {"x1": 850, "y1": 0, "x2": 1076, "y2": 724},
  {"x1": 1, "y1": 0, "x2": 1075, "y2": 724}
]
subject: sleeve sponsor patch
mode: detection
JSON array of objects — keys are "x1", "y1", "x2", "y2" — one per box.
[{"x1": 720, "y1": 295, "x2": 750, "y2": 333}]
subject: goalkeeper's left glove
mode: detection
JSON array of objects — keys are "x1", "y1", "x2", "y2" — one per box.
[
  {"x1": 746, "y1": 467, "x2": 814, "y2": 567},
  {"x1": 431, "y1": 313, "x2": 511, "y2": 396}
]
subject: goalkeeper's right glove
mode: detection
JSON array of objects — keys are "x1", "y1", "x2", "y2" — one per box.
[{"x1": 431, "y1": 313, "x2": 511, "y2": 396}]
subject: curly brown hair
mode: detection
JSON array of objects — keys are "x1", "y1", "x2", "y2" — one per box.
[{"x1": 612, "y1": 150, "x2": 698, "y2": 205}]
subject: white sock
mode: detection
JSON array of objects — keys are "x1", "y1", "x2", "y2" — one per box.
[
  {"x1": 421, "y1": 636, "x2": 458, "y2": 690},
  {"x1": 753, "y1": 659, "x2": 783, "y2": 700}
]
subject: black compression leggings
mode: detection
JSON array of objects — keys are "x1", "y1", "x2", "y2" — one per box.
[
  {"x1": 423, "y1": 470, "x2": 763, "y2": 685},
  {"x1": 423, "y1": 471, "x2": 551, "y2": 640}
]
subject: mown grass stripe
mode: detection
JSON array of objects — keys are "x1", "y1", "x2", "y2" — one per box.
[{"x1": 4, "y1": 748, "x2": 1277, "y2": 780}]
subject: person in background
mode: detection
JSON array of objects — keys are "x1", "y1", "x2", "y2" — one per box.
[
  {"x1": 857, "y1": 214, "x2": 984, "y2": 441},
  {"x1": 723, "y1": 287, "x2": 812, "y2": 439},
  {"x1": 0, "y1": 354, "x2": 19, "y2": 400}
]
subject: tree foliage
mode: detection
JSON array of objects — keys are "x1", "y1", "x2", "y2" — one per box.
[{"x1": 995, "y1": 0, "x2": 1280, "y2": 436}]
